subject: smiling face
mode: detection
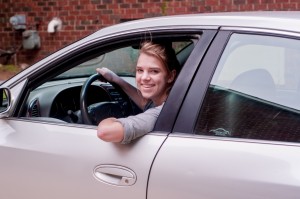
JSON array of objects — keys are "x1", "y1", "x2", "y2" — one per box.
[{"x1": 136, "y1": 52, "x2": 175, "y2": 106}]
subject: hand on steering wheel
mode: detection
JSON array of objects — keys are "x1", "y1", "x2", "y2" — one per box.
[
  {"x1": 80, "y1": 73, "x2": 125, "y2": 125},
  {"x1": 96, "y1": 67, "x2": 119, "y2": 83}
]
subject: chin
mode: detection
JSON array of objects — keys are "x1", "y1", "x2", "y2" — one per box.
[{"x1": 141, "y1": 94, "x2": 153, "y2": 100}]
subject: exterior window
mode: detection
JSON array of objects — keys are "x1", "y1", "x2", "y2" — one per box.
[{"x1": 195, "y1": 33, "x2": 300, "y2": 142}]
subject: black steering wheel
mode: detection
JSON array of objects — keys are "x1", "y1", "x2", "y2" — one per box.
[{"x1": 80, "y1": 74, "x2": 125, "y2": 125}]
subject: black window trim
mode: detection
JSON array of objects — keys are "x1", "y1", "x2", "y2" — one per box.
[
  {"x1": 172, "y1": 30, "x2": 232, "y2": 134},
  {"x1": 155, "y1": 29, "x2": 219, "y2": 133}
]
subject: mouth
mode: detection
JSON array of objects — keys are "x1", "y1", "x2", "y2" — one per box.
[{"x1": 141, "y1": 84, "x2": 154, "y2": 89}]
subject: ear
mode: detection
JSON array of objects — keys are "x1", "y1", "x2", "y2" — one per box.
[{"x1": 167, "y1": 70, "x2": 176, "y2": 83}]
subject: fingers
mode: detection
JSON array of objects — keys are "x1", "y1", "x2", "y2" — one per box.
[
  {"x1": 96, "y1": 67, "x2": 106, "y2": 75},
  {"x1": 96, "y1": 67, "x2": 117, "y2": 82},
  {"x1": 96, "y1": 67, "x2": 113, "y2": 76},
  {"x1": 96, "y1": 68, "x2": 108, "y2": 82}
]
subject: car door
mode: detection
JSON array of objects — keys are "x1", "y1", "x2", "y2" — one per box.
[
  {"x1": 0, "y1": 28, "x2": 210, "y2": 199},
  {"x1": 0, "y1": 64, "x2": 166, "y2": 199},
  {"x1": 148, "y1": 30, "x2": 300, "y2": 199},
  {"x1": 0, "y1": 119, "x2": 166, "y2": 199},
  {"x1": 0, "y1": 32, "x2": 169, "y2": 199}
]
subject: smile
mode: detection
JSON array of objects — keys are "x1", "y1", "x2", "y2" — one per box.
[{"x1": 141, "y1": 84, "x2": 154, "y2": 88}]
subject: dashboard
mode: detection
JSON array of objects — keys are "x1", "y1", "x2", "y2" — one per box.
[{"x1": 25, "y1": 78, "x2": 140, "y2": 124}]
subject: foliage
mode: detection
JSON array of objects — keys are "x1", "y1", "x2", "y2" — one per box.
[{"x1": 0, "y1": 65, "x2": 21, "y2": 73}]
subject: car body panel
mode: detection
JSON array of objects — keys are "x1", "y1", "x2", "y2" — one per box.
[
  {"x1": 148, "y1": 135, "x2": 300, "y2": 199},
  {"x1": 0, "y1": 118, "x2": 166, "y2": 199},
  {"x1": 96, "y1": 12, "x2": 300, "y2": 41}
]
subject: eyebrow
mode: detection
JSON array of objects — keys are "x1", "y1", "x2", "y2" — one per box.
[{"x1": 136, "y1": 66, "x2": 162, "y2": 70}]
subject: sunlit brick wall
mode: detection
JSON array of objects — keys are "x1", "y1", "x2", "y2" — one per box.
[{"x1": 0, "y1": 0, "x2": 299, "y2": 65}]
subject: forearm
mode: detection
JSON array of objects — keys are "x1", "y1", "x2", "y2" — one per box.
[
  {"x1": 113, "y1": 77, "x2": 147, "y2": 109},
  {"x1": 118, "y1": 103, "x2": 164, "y2": 144},
  {"x1": 96, "y1": 67, "x2": 147, "y2": 109},
  {"x1": 97, "y1": 118, "x2": 124, "y2": 142}
]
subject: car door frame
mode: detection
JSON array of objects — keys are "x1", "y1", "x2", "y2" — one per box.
[
  {"x1": 174, "y1": 28, "x2": 300, "y2": 133},
  {"x1": 155, "y1": 29, "x2": 219, "y2": 132},
  {"x1": 147, "y1": 29, "x2": 300, "y2": 199},
  {"x1": 172, "y1": 30, "x2": 231, "y2": 133}
]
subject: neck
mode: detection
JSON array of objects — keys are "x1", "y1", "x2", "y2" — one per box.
[{"x1": 152, "y1": 95, "x2": 167, "y2": 107}]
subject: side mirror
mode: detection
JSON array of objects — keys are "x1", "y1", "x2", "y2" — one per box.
[{"x1": 0, "y1": 88, "x2": 11, "y2": 114}]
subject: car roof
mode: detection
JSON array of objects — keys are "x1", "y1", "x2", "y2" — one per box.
[{"x1": 90, "y1": 11, "x2": 300, "y2": 39}]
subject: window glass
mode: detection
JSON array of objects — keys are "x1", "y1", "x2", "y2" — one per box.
[
  {"x1": 57, "y1": 41, "x2": 193, "y2": 80},
  {"x1": 57, "y1": 46, "x2": 139, "y2": 79},
  {"x1": 195, "y1": 33, "x2": 300, "y2": 143}
]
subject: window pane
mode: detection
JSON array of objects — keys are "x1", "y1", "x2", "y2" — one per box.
[
  {"x1": 195, "y1": 33, "x2": 300, "y2": 143},
  {"x1": 58, "y1": 46, "x2": 139, "y2": 78}
]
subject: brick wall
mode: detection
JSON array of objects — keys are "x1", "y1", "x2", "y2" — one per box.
[{"x1": 0, "y1": 0, "x2": 300, "y2": 66}]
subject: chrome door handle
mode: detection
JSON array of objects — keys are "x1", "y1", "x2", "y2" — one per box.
[{"x1": 93, "y1": 165, "x2": 136, "y2": 186}]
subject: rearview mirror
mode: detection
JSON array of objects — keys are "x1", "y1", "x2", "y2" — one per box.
[{"x1": 0, "y1": 88, "x2": 10, "y2": 114}]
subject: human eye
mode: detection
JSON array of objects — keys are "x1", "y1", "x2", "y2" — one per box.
[
  {"x1": 136, "y1": 68, "x2": 143, "y2": 73},
  {"x1": 150, "y1": 69, "x2": 159, "y2": 74}
]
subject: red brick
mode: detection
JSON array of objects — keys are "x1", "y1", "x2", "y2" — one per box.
[
  {"x1": 239, "y1": 4, "x2": 254, "y2": 11},
  {"x1": 275, "y1": 0, "x2": 288, "y2": 3},
  {"x1": 2, "y1": 0, "x2": 300, "y2": 65},
  {"x1": 254, "y1": 4, "x2": 268, "y2": 10},
  {"x1": 247, "y1": 0, "x2": 261, "y2": 3},
  {"x1": 125, "y1": 9, "x2": 137, "y2": 14},
  {"x1": 282, "y1": 3, "x2": 297, "y2": 10},
  {"x1": 205, "y1": 0, "x2": 219, "y2": 6}
]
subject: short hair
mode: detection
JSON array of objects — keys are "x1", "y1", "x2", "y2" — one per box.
[{"x1": 139, "y1": 41, "x2": 181, "y2": 75}]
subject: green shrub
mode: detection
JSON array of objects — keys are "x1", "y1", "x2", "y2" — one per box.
[{"x1": 0, "y1": 65, "x2": 20, "y2": 73}]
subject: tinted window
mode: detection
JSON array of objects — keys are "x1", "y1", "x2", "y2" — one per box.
[{"x1": 195, "y1": 33, "x2": 300, "y2": 143}]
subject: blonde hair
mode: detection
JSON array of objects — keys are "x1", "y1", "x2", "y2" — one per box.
[{"x1": 139, "y1": 41, "x2": 180, "y2": 76}]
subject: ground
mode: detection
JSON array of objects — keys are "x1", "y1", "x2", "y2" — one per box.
[
  {"x1": 0, "y1": 65, "x2": 21, "y2": 81},
  {"x1": 0, "y1": 71, "x2": 16, "y2": 81}
]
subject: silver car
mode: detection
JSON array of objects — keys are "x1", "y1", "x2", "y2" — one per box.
[{"x1": 1, "y1": 12, "x2": 300, "y2": 199}]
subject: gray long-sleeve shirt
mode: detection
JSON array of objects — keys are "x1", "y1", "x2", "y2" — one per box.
[{"x1": 117, "y1": 103, "x2": 164, "y2": 144}]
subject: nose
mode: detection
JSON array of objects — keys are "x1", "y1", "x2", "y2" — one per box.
[{"x1": 141, "y1": 71, "x2": 150, "y2": 81}]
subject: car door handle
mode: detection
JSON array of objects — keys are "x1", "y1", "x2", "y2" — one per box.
[{"x1": 93, "y1": 165, "x2": 136, "y2": 186}]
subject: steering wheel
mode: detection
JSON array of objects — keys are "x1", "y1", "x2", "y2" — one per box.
[{"x1": 80, "y1": 74, "x2": 125, "y2": 125}]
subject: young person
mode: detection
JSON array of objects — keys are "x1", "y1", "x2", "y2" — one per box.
[{"x1": 96, "y1": 41, "x2": 180, "y2": 144}]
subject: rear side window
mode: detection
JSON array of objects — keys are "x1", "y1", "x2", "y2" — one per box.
[{"x1": 195, "y1": 33, "x2": 300, "y2": 143}]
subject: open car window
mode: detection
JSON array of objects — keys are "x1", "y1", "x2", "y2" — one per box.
[
  {"x1": 56, "y1": 46, "x2": 138, "y2": 80},
  {"x1": 22, "y1": 35, "x2": 197, "y2": 125},
  {"x1": 55, "y1": 41, "x2": 194, "y2": 81}
]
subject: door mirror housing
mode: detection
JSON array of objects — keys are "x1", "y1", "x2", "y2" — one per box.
[{"x1": 0, "y1": 88, "x2": 11, "y2": 115}]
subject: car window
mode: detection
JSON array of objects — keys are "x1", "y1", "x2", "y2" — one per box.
[
  {"x1": 195, "y1": 33, "x2": 300, "y2": 143},
  {"x1": 24, "y1": 38, "x2": 196, "y2": 125},
  {"x1": 57, "y1": 46, "x2": 139, "y2": 79},
  {"x1": 57, "y1": 41, "x2": 193, "y2": 79}
]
